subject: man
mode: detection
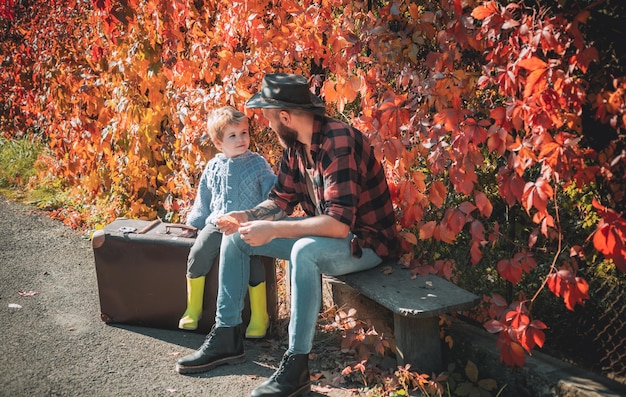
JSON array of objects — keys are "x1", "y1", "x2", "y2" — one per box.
[{"x1": 175, "y1": 73, "x2": 400, "y2": 397}]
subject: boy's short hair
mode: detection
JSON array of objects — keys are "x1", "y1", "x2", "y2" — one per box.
[{"x1": 206, "y1": 106, "x2": 247, "y2": 143}]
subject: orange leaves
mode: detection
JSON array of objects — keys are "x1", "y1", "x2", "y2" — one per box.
[
  {"x1": 463, "y1": 117, "x2": 490, "y2": 145},
  {"x1": 419, "y1": 207, "x2": 467, "y2": 245},
  {"x1": 569, "y1": 47, "x2": 598, "y2": 74},
  {"x1": 474, "y1": 191, "x2": 493, "y2": 218},
  {"x1": 470, "y1": 1, "x2": 500, "y2": 21},
  {"x1": 396, "y1": 176, "x2": 427, "y2": 228},
  {"x1": 537, "y1": 132, "x2": 582, "y2": 177},
  {"x1": 418, "y1": 221, "x2": 437, "y2": 241},
  {"x1": 449, "y1": 164, "x2": 477, "y2": 195},
  {"x1": 516, "y1": 56, "x2": 548, "y2": 98},
  {"x1": 515, "y1": 56, "x2": 547, "y2": 71},
  {"x1": 322, "y1": 75, "x2": 361, "y2": 113},
  {"x1": 433, "y1": 108, "x2": 464, "y2": 133},
  {"x1": 522, "y1": 177, "x2": 553, "y2": 217},
  {"x1": 410, "y1": 184, "x2": 493, "y2": 266},
  {"x1": 376, "y1": 90, "x2": 411, "y2": 139},
  {"x1": 592, "y1": 78, "x2": 626, "y2": 129},
  {"x1": 428, "y1": 180, "x2": 446, "y2": 208},
  {"x1": 469, "y1": 220, "x2": 485, "y2": 265},
  {"x1": 497, "y1": 167, "x2": 525, "y2": 207}
]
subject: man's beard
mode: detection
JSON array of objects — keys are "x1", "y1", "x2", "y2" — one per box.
[{"x1": 274, "y1": 120, "x2": 298, "y2": 148}]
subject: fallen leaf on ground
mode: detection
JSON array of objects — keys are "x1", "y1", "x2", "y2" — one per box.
[
  {"x1": 382, "y1": 265, "x2": 394, "y2": 275},
  {"x1": 312, "y1": 384, "x2": 334, "y2": 393},
  {"x1": 256, "y1": 352, "x2": 275, "y2": 362}
]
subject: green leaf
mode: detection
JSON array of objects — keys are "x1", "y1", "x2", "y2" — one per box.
[
  {"x1": 478, "y1": 378, "x2": 498, "y2": 391},
  {"x1": 455, "y1": 382, "x2": 473, "y2": 396},
  {"x1": 465, "y1": 360, "x2": 479, "y2": 383}
]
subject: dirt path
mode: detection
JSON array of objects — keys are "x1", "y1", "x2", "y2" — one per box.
[{"x1": 0, "y1": 197, "x2": 357, "y2": 397}]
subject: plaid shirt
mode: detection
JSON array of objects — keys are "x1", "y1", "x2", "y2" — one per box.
[{"x1": 269, "y1": 115, "x2": 400, "y2": 260}]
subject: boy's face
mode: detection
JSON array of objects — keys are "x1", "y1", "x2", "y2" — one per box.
[{"x1": 214, "y1": 119, "x2": 250, "y2": 158}]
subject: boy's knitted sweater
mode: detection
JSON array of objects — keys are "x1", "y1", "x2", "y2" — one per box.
[{"x1": 186, "y1": 150, "x2": 276, "y2": 230}]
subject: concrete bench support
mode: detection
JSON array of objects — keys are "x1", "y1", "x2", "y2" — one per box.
[{"x1": 328, "y1": 265, "x2": 480, "y2": 374}]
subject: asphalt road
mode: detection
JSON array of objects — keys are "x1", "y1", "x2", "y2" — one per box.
[{"x1": 0, "y1": 197, "x2": 356, "y2": 397}]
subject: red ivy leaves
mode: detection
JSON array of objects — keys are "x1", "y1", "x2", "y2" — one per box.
[
  {"x1": 591, "y1": 199, "x2": 626, "y2": 273},
  {"x1": 517, "y1": 56, "x2": 548, "y2": 98},
  {"x1": 0, "y1": 0, "x2": 15, "y2": 20},
  {"x1": 538, "y1": 132, "x2": 583, "y2": 180},
  {"x1": 522, "y1": 177, "x2": 553, "y2": 216},
  {"x1": 496, "y1": 250, "x2": 537, "y2": 284},
  {"x1": 547, "y1": 265, "x2": 590, "y2": 311},
  {"x1": 497, "y1": 167, "x2": 525, "y2": 207},
  {"x1": 376, "y1": 90, "x2": 410, "y2": 140},
  {"x1": 484, "y1": 296, "x2": 547, "y2": 367}
]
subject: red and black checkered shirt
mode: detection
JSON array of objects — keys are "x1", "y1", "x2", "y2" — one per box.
[{"x1": 269, "y1": 115, "x2": 400, "y2": 260}]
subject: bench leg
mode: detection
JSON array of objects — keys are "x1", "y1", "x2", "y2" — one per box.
[{"x1": 393, "y1": 314, "x2": 442, "y2": 375}]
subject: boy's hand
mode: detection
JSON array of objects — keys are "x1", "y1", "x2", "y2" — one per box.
[{"x1": 216, "y1": 213, "x2": 244, "y2": 235}]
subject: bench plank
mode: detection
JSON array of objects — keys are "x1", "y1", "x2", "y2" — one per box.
[
  {"x1": 329, "y1": 265, "x2": 480, "y2": 374},
  {"x1": 334, "y1": 266, "x2": 480, "y2": 318}
]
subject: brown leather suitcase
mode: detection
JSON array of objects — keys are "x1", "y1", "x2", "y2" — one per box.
[{"x1": 91, "y1": 218, "x2": 277, "y2": 333}]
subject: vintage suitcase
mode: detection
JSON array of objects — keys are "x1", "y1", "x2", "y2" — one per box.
[{"x1": 91, "y1": 218, "x2": 277, "y2": 333}]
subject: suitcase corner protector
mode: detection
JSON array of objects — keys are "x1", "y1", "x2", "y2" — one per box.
[
  {"x1": 92, "y1": 230, "x2": 106, "y2": 249},
  {"x1": 100, "y1": 312, "x2": 112, "y2": 323}
]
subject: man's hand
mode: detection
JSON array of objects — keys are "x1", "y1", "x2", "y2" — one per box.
[{"x1": 238, "y1": 220, "x2": 275, "y2": 246}]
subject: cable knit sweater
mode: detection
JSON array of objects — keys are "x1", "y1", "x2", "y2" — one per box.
[{"x1": 186, "y1": 150, "x2": 277, "y2": 230}]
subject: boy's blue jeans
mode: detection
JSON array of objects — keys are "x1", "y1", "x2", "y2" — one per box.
[{"x1": 216, "y1": 225, "x2": 382, "y2": 354}]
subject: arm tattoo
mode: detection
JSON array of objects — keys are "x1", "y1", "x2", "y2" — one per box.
[{"x1": 245, "y1": 200, "x2": 285, "y2": 221}]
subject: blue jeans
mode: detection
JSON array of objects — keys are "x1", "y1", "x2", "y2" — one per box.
[
  {"x1": 215, "y1": 223, "x2": 382, "y2": 354},
  {"x1": 186, "y1": 223, "x2": 265, "y2": 285}
]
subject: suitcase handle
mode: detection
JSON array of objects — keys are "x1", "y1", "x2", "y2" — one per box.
[
  {"x1": 165, "y1": 224, "x2": 198, "y2": 237},
  {"x1": 137, "y1": 219, "x2": 161, "y2": 234}
]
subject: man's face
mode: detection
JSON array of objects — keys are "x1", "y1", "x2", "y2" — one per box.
[{"x1": 262, "y1": 109, "x2": 298, "y2": 148}]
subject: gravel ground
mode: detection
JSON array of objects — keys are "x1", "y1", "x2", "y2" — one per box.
[{"x1": 0, "y1": 197, "x2": 358, "y2": 397}]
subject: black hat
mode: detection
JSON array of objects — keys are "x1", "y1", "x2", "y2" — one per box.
[{"x1": 245, "y1": 73, "x2": 326, "y2": 115}]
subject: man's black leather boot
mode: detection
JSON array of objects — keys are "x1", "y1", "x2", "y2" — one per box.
[
  {"x1": 175, "y1": 324, "x2": 245, "y2": 374},
  {"x1": 251, "y1": 351, "x2": 310, "y2": 397}
]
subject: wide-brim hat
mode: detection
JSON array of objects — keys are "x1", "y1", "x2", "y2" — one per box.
[{"x1": 246, "y1": 73, "x2": 326, "y2": 115}]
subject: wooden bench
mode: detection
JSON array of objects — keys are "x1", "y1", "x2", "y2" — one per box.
[{"x1": 325, "y1": 264, "x2": 480, "y2": 374}]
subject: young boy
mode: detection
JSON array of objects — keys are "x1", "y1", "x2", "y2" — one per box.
[{"x1": 179, "y1": 106, "x2": 276, "y2": 339}]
